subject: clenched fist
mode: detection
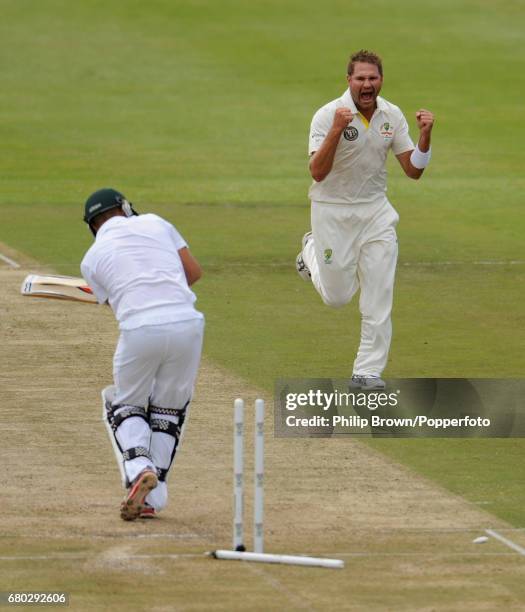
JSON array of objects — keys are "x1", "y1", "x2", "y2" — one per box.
[
  {"x1": 416, "y1": 109, "x2": 434, "y2": 134},
  {"x1": 332, "y1": 107, "x2": 355, "y2": 132}
]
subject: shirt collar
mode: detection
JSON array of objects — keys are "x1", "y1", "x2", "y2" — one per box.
[
  {"x1": 376, "y1": 96, "x2": 388, "y2": 112},
  {"x1": 341, "y1": 89, "x2": 358, "y2": 113}
]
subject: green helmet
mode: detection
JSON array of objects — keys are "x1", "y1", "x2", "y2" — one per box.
[{"x1": 83, "y1": 188, "x2": 137, "y2": 225}]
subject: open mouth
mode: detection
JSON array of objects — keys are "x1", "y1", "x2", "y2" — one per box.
[{"x1": 360, "y1": 91, "x2": 374, "y2": 103}]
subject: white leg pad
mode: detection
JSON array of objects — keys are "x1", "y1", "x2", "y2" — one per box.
[
  {"x1": 102, "y1": 385, "x2": 127, "y2": 487},
  {"x1": 101, "y1": 385, "x2": 154, "y2": 487}
]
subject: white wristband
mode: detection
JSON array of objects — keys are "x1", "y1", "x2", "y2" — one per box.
[{"x1": 410, "y1": 144, "x2": 431, "y2": 169}]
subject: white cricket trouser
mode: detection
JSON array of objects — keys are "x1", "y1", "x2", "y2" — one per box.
[
  {"x1": 112, "y1": 316, "x2": 204, "y2": 509},
  {"x1": 303, "y1": 199, "x2": 398, "y2": 377}
]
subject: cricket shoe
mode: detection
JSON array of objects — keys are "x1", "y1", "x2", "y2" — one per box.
[
  {"x1": 349, "y1": 375, "x2": 386, "y2": 390},
  {"x1": 139, "y1": 503, "x2": 157, "y2": 519},
  {"x1": 120, "y1": 469, "x2": 158, "y2": 521},
  {"x1": 296, "y1": 231, "x2": 312, "y2": 281}
]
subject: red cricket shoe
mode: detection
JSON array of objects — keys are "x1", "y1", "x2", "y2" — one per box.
[
  {"x1": 139, "y1": 502, "x2": 157, "y2": 519},
  {"x1": 120, "y1": 469, "x2": 158, "y2": 521}
]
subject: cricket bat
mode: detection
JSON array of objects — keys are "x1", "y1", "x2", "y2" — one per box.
[{"x1": 21, "y1": 274, "x2": 98, "y2": 304}]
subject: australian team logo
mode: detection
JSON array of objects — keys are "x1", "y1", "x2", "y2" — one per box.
[
  {"x1": 343, "y1": 126, "x2": 359, "y2": 141},
  {"x1": 324, "y1": 248, "x2": 333, "y2": 264},
  {"x1": 380, "y1": 122, "x2": 393, "y2": 139}
]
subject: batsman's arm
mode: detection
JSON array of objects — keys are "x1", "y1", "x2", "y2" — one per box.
[
  {"x1": 179, "y1": 247, "x2": 202, "y2": 286},
  {"x1": 80, "y1": 260, "x2": 109, "y2": 304},
  {"x1": 309, "y1": 107, "x2": 354, "y2": 182}
]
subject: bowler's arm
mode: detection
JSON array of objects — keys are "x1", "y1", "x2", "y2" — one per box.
[
  {"x1": 179, "y1": 247, "x2": 202, "y2": 286},
  {"x1": 309, "y1": 108, "x2": 355, "y2": 182},
  {"x1": 396, "y1": 109, "x2": 434, "y2": 180}
]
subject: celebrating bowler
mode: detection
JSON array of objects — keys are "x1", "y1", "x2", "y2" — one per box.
[{"x1": 296, "y1": 50, "x2": 434, "y2": 389}]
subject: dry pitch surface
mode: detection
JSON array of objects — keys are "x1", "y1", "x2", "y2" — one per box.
[{"x1": 1, "y1": 254, "x2": 525, "y2": 611}]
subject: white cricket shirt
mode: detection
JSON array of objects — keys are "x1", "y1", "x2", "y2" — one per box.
[
  {"x1": 308, "y1": 90, "x2": 414, "y2": 205},
  {"x1": 81, "y1": 214, "x2": 202, "y2": 330}
]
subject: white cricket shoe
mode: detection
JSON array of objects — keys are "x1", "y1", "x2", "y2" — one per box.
[
  {"x1": 296, "y1": 231, "x2": 312, "y2": 281},
  {"x1": 349, "y1": 375, "x2": 386, "y2": 390}
]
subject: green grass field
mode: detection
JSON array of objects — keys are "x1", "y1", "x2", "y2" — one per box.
[{"x1": 1, "y1": 0, "x2": 524, "y2": 605}]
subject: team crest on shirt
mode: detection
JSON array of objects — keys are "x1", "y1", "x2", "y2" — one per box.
[
  {"x1": 324, "y1": 248, "x2": 333, "y2": 264},
  {"x1": 380, "y1": 122, "x2": 393, "y2": 139},
  {"x1": 343, "y1": 126, "x2": 359, "y2": 141}
]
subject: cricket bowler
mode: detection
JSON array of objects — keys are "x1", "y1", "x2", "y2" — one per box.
[
  {"x1": 81, "y1": 188, "x2": 204, "y2": 520},
  {"x1": 296, "y1": 50, "x2": 434, "y2": 389}
]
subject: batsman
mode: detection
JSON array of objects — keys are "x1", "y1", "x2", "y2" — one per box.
[{"x1": 81, "y1": 188, "x2": 204, "y2": 520}]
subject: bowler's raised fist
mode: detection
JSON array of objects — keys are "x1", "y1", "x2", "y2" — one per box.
[
  {"x1": 333, "y1": 107, "x2": 355, "y2": 131},
  {"x1": 416, "y1": 109, "x2": 434, "y2": 134}
]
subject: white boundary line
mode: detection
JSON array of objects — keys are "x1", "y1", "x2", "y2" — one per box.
[
  {"x1": 402, "y1": 260, "x2": 525, "y2": 267},
  {"x1": 0, "y1": 252, "x2": 20, "y2": 269},
  {"x1": 3, "y1": 527, "x2": 524, "y2": 540},
  {"x1": 0, "y1": 551, "x2": 520, "y2": 562},
  {"x1": 0, "y1": 553, "x2": 203, "y2": 561},
  {"x1": 0, "y1": 532, "x2": 208, "y2": 540},
  {"x1": 486, "y1": 529, "x2": 525, "y2": 556},
  {"x1": 205, "y1": 260, "x2": 525, "y2": 268},
  {"x1": 20, "y1": 260, "x2": 525, "y2": 269}
]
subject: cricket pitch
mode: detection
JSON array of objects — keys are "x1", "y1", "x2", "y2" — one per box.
[{"x1": 1, "y1": 263, "x2": 524, "y2": 611}]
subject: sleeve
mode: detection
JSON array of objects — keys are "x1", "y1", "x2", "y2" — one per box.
[
  {"x1": 391, "y1": 112, "x2": 415, "y2": 155},
  {"x1": 154, "y1": 215, "x2": 188, "y2": 250},
  {"x1": 168, "y1": 223, "x2": 188, "y2": 251},
  {"x1": 308, "y1": 107, "x2": 331, "y2": 156},
  {"x1": 80, "y1": 258, "x2": 109, "y2": 304}
]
